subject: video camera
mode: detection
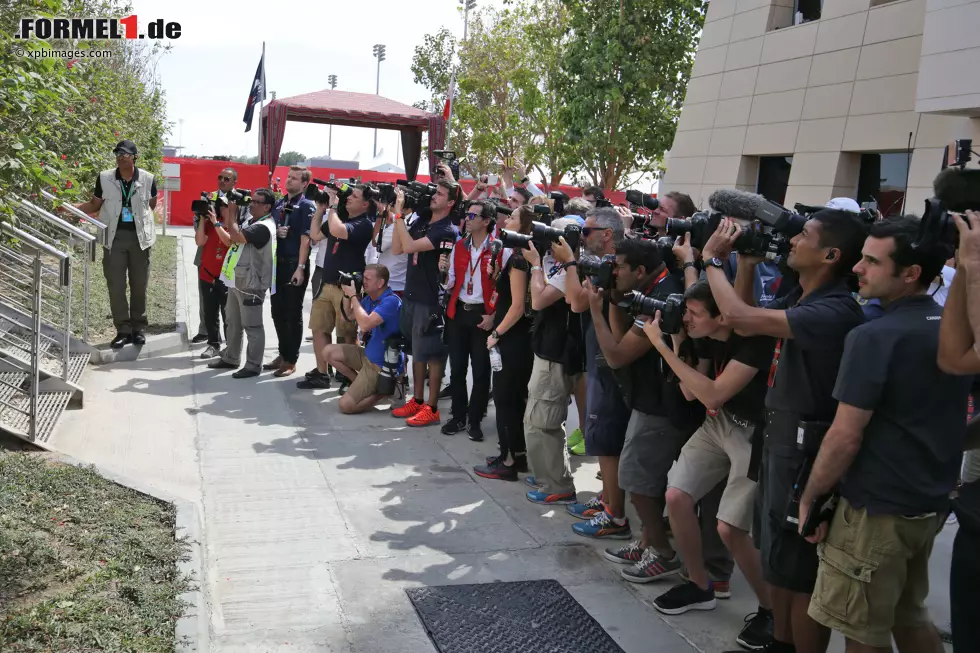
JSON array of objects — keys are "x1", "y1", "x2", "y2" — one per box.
[
  {"x1": 432, "y1": 150, "x2": 461, "y2": 180},
  {"x1": 396, "y1": 179, "x2": 438, "y2": 212},
  {"x1": 578, "y1": 254, "x2": 616, "y2": 290},
  {"x1": 499, "y1": 220, "x2": 582, "y2": 253},
  {"x1": 190, "y1": 189, "x2": 251, "y2": 217},
  {"x1": 916, "y1": 138, "x2": 980, "y2": 250},
  {"x1": 338, "y1": 271, "x2": 363, "y2": 296},
  {"x1": 617, "y1": 291, "x2": 686, "y2": 334},
  {"x1": 377, "y1": 182, "x2": 397, "y2": 206}
]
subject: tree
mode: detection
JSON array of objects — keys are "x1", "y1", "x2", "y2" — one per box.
[
  {"x1": 559, "y1": 0, "x2": 706, "y2": 189},
  {"x1": 277, "y1": 151, "x2": 306, "y2": 166},
  {"x1": 0, "y1": 0, "x2": 170, "y2": 224}
]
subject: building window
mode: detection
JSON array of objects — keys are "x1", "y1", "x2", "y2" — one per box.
[
  {"x1": 757, "y1": 156, "x2": 793, "y2": 206},
  {"x1": 796, "y1": 0, "x2": 821, "y2": 23},
  {"x1": 857, "y1": 153, "x2": 910, "y2": 218}
]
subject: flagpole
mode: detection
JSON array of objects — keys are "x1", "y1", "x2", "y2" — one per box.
[{"x1": 258, "y1": 42, "x2": 265, "y2": 174}]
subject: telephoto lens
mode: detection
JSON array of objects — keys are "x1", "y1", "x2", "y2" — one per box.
[
  {"x1": 499, "y1": 229, "x2": 534, "y2": 250},
  {"x1": 375, "y1": 337, "x2": 405, "y2": 396},
  {"x1": 616, "y1": 291, "x2": 686, "y2": 334}
]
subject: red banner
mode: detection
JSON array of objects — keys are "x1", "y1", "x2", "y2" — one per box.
[{"x1": 159, "y1": 157, "x2": 631, "y2": 226}]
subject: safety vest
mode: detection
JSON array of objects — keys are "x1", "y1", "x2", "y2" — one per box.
[{"x1": 220, "y1": 216, "x2": 278, "y2": 295}]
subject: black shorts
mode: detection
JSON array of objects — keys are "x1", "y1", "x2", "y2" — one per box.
[
  {"x1": 399, "y1": 300, "x2": 447, "y2": 363},
  {"x1": 584, "y1": 369, "x2": 629, "y2": 457},
  {"x1": 757, "y1": 410, "x2": 819, "y2": 594}
]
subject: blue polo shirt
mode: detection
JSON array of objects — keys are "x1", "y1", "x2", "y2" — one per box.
[
  {"x1": 272, "y1": 193, "x2": 315, "y2": 260},
  {"x1": 361, "y1": 287, "x2": 403, "y2": 368}
]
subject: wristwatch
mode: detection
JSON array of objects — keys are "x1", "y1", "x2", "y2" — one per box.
[
  {"x1": 705, "y1": 257, "x2": 725, "y2": 269},
  {"x1": 491, "y1": 329, "x2": 501, "y2": 339},
  {"x1": 682, "y1": 261, "x2": 696, "y2": 271},
  {"x1": 530, "y1": 265, "x2": 542, "y2": 272},
  {"x1": 563, "y1": 260, "x2": 578, "y2": 269}
]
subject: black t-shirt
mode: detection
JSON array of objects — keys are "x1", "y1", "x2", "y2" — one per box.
[
  {"x1": 93, "y1": 168, "x2": 157, "y2": 231},
  {"x1": 493, "y1": 251, "x2": 530, "y2": 332},
  {"x1": 834, "y1": 295, "x2": 972, "y2": 515},
  {"x1": 701, "y1": 332, "x2": 775, "y2": 423},
  {"x1": 404, "y1": 210, "x2": 460, "y2": 307},
  {"x1": 764, "y1": 280, "x2": 865, "y2": 420},
  {"x1": 321, "y1": 213, "x2": 373, "y2": 284},
  {"x1": 616, "y1": 271, "x2": 685, "y2": 415},
  {"x1": 241, "y1": 219, "x2": 271, "y2": 248},
  {"x1": 272, "y1": 194, "x2": 314, "y2": 260}
]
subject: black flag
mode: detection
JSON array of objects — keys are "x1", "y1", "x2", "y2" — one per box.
[{"x1": 243, "y1": 53, "x2": 266, "y2": 133}]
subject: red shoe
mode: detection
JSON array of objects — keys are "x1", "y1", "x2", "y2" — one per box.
[
  {"x1": 392, "y1": 397, "x2": 423, "y2": 418},
  {"x1": 406, "y1": 404, "x2": 440, "y2": 427}
]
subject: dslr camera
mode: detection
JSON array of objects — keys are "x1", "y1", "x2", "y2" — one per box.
[
  {"x1": 578, "y1": 254, "x2": 616, "y2": 290},
  {"x1": 338, "y1": 271, "x2": 364, "y2": 296},
  {"x1": 499, "y1": 221, "x2": 582, "y2": 253},
  {"x1": 432, "y1": 150, "x2": 461, "y2": 180},
  {"x1": 664, "y1": 210, "x2": 720, "y2": 250},
  {"x1": 617, "y1": 291, "x2": 686, "y2": 334},
  {"x1": 191, "y1": 189, "x2": 251, "y2": 217},
  {"x1": 396, "y1": 179, "x2": 438, "y2": 212},
  {"x1": 625, "y1": 189, "x2": 660, "y2": 211}
]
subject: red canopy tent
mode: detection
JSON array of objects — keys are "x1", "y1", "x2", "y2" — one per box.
[{"x1": 259, "y1": 89, "x2": 443, "y2": 181}]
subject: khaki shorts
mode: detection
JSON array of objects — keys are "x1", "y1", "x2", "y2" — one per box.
[
  {"x1": 339, "y1": 344, "x2": 381, "y2": 405},
  {"x1": 309, "y1": 283, "x2": 357, "y2": 340},
  {"x1": 808, "y1": 497, "x2": 943, "y2": 648},
  {"x1": 667, "y1": 411, "x2": 758, "y2": 532}
]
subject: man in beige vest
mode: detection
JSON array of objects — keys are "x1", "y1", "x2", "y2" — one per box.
[{"x1": 74, "y1": 140, "x2": 157, "y2": 348}]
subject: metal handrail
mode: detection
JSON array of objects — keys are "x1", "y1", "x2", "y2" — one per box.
[
  {"x1": 39, "y1": 190, "x2": 107, "y2": 231},
  {"x1": 18, "y1": 198, "x2": 96, "y2": 242},
  {"x1": 0, "y1": 305, "x2": 61, "y2": 347},
  {"x1": 0, "y1": 223, "x2": 68, "y2": 260}
]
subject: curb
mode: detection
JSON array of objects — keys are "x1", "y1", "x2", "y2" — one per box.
[
  {"x1": 43, "y1": 452, "x2": 209, "y2": 653},
  {"x1": 90, "y1": 232, "x2": 190, "y2": 364}
]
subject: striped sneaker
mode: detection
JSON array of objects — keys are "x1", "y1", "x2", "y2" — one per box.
[
  {"x1": 566, "y1": 494, "x2": 604, "y2": 520},
  {"x1": 603, "y1": 540, "x2": 645, "y2": 565},
  {"x1": 621, "y1": 548, "x2": 683, "y2": 584},
  {"x1": 526, "y1": 490, "x2": 577, "y2": 505},
  {"x1": 681, "y1": 571, "x2": 731, "y2": 599},
  {"x1": 572, "y1": 510, "x2": 632, "y2": 540}
]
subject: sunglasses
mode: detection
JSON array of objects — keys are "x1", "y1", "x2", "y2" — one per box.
[
  {"x1": 581, "y1": 227, "x2": 611, "y2": 236},
  {"x1": 465, "y1": 212, "x2": 485, "y2": 220},
  {"x1": 218, "y1": 175, "x2": 233, "y2": 182}
]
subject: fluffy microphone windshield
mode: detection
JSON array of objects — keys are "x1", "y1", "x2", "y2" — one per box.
[
  {"x1": 934, "y1": 167, "x2": 980, "y2": 213},
  {"x1": 708, "y1": 189, "x2": 767, "y2": 220}
]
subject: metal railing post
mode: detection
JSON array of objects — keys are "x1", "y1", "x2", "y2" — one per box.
[
  {"x1": 84, "y1": 239, "x2": 93, "y2": 342},
  {"x1": 61, "y1": 256, "x2": 71, "y2": 380},
  {"x1": 29, "y1": 255, "x2": 43, "y2": 441}
]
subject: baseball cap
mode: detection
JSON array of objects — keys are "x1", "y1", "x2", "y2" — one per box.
[
  {"x1": 113, "y1": 140, "x2": 138, "y2": 156},
  {"x1": 825, "y1": 197, "x2": 860, "y2": 213}
]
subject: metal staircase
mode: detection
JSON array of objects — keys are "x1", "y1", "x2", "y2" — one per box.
[{"x1": 0, "y1": 194, "x2": 105, "y2": 447}]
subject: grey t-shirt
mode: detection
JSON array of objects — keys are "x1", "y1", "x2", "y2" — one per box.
[
  {"x1": 835, "y1": 295, "x2": 972, "y2": 516},
  {"x1": 764, "y1": 281, "x2": 865, "y2": 420}
]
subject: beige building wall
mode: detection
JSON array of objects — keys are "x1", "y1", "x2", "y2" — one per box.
[{"x1": 662, "y1": 0, "x2": 980, "y2": 214}]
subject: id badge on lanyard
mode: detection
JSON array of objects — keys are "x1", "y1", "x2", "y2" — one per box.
[{"x1": 120, "y1": 181, "x2": 135, "y2": 223}]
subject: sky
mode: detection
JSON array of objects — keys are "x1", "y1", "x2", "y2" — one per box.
[{"x1": 132, "y1": 0, "x2": 505, "y2": 168}]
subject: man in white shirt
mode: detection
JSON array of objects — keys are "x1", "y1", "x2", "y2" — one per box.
[
  {"x1": 438, "y1": 201, "x2": 497, "y2": 441},
  {"x1": 366, "y1": 203, "x2": 408, "y2": 294}
]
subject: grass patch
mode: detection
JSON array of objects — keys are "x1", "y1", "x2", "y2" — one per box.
[
  {"x1": 0, "y1": 452, "x2": 191, "y2": 653},
  {"x1": 71, "y1": 235, "x2": 178, "y2": 345}
]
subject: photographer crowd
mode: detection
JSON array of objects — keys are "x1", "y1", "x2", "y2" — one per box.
[{"x1": 182, "y1": 155, "x2": 979, "y2": 653}]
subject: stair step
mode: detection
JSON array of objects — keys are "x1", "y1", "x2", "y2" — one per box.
[
  {"x1": 0, "y1": 322, "x2": 83, "y2": 380},
  {"x1": 0, "y1": 385, "x2": 72, "y2": 445}
]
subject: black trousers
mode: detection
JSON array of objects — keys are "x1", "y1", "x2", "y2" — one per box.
[
  {"x1": 951, "y1": 524, "x2": 980, "y2": 652},
  {"x1": 447, "y1": 303, "x2": 492, "y2": 424},
  {"x1": 493, "y1": 322, "x2": 532, "y2": 459},
  {"x1": 198, "y1": 278, "x2": 227, "y2": 346},
  {"x1": 270, "y1": 257, "x2": 309, "y2": 364}
]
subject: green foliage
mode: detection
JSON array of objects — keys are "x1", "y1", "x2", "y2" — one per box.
[
  {"x1": 278, "y1": 151, "x2": 306, "y2": 166},
  {"x1": 0, "y1": 0, "x2": 170, "y2": 225},
  {"x1": 410, "y1": 0, "x2": 704, "y2": 190}
]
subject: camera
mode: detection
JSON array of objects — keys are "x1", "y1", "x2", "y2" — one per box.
[
  {"x1": 396, "y1": 179, "x2": 438, "y2": 212},
  {"x1": 664, "y1": 210, "x2": 720, "y2": 250},
  {"x1": 338, "y1": 271, "x2": 363, "y2": 296},
  {"x1": 654, "y1": 236, "x2": 679, "y2": 273},
  {"x1": 222, "y1": 188, "x2": 251, "y2": 206},
  {"x1": 549, "y1": 190, "x2": 569, "y2": 216},
  {"x1": 191, "y1": 191, "x2": 212, "y2": 216},
  {"x1": 432, "y1": 150, "x2": 461, "y2": 180},
  {"x1": 617, "y1": 291, "x2": 686, "y2": 334},
  {"x1": 625, "y1": 189, "x2": 660, "y2": 211},
  {"x1": 500, "y1": 220, "x2": 581, "y2": 253},
  {"x1": 377, "y1": 182, "x2": 397, "y2": 206},
  {"x1": 579, "y1": 254, "x2": 616, "y2": 290},
  {"x1": 375, "y1": 336, "x2": 406, "y2": 396},
  {"x1": 915, "y1": 139, "x2": 980, "y2": 250},
  {"x1": 531, "y1": 203, "x2": 553, "y2": 222}
]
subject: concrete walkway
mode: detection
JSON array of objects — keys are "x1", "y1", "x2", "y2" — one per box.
[{"x1": 53, "y1": 230, "x2": 955, "y2": 653}]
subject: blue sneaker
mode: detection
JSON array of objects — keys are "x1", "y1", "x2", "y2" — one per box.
[
  {"x1": 566, "y1": 494, "x2": 604, "y2": 520},
  {"x1": 572, "y1": 510, "x2": 632, "y2": 539},
  {"x1": 524, "y1": 475, "x2": 544, "y2": 489},
  {"x1": 526, "y1": 490, "x2": 577, "y2": 505}
]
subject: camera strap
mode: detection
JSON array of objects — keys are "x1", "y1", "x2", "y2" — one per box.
[{"x1": 643, "y1": 268, "x2": 670, "y2": 295}]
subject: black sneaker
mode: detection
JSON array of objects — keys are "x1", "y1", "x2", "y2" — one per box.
[
  {"x1": 511, "y1": 454, "x2": 528, "y2": 473},
  {"x1": 191, "y1": 333, "x2": 209, "y2": 344},
  {"x1": 653, "y1": 581, "x2": 717, "y2": 615},
  {"x1": 473, "y1": 457, "x2": 518, "y2": 481},
  {"x1": 110, "y1": 333, "x2": 132, "y2": 349},
  {"x1": 232, "y1": 368, "x2": 260, "y2": 379},
  {"x1": 735, "y1": 609, "x2": 773, "y2": 651},
  {"x1": 438, "y1": 385, "x2": 452, "y2": 400},
  {"x1": 297, "y1": 373, "x2": 331, "y2": 390},
  {"x1": 441, "y1": 417, "x2": 467, "y2": 435},
  {"x1": 305, "y1": 367, "x2": 322, "y2": 380},
  {"x1": 337, "y1": 376, "x2": 352, "y2": 396},
  {"x1": 333, "y1": 369, "x2": 347, "y2": 383},
  {"x1": 467, "y1": 423, "x2": 484, "y2": 442}
]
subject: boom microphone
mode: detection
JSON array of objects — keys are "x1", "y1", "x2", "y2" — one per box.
[
  {"x1": 933, "y1": 167, "x2": 980, "y2": 213},
  {"x1": 708, "y1": 189, "x2": 766, "y2": 221}
]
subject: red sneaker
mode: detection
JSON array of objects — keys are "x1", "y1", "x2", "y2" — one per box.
[
  {"x1": 406, "y1": 404, "x2": 440, "y2": 427},
  {"x1": 392, "y1": 397, "x2": 423, "y2": 418}
]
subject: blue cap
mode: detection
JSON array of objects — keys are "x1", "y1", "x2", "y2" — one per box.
[{"x1": 567, "y1": 215, "x2": 585, "y2": 227}]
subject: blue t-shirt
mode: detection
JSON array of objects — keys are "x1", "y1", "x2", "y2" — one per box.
[
  {"x1": 272, "y1": 194, "x2": 315, "y2": 260},
  {"x1": 726, "y1": 253, "x2": 784, "y2": 304},
  {"x1": 360, "y1": 287, "x2": 403, "y2": 368}
]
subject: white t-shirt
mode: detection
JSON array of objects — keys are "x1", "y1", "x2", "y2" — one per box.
[
  {"x1": 365, "y1": 222, "x2": 407, "y2": 292},
  {"x1": 928, "y1": 266, "x2": 955, "y2": 307},
  {"x1": 314, "y1": 214, "x2": 330, "y2": 268},
  {"x1": 542, "y1": 252, "x2": 567, "y2": 294}
]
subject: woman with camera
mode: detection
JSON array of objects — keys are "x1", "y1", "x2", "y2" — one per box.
[{"x1": 474, "y1": 206, "x2": 535, "y2": 481}]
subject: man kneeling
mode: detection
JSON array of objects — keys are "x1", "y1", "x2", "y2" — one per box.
[{"x1": 325, "y1": 264, "x2": 403, "y2": 414}]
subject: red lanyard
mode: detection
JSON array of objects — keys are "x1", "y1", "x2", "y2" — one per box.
[
  {"x1": 644, "y1": 267, "x2": 670, "y2": 294},
  {"x1": 465, "y1": 236, "x2": 488, "y2": 295},
  {"x1": 767, "y1": 338, "x2": 783, "y2": 388}
]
